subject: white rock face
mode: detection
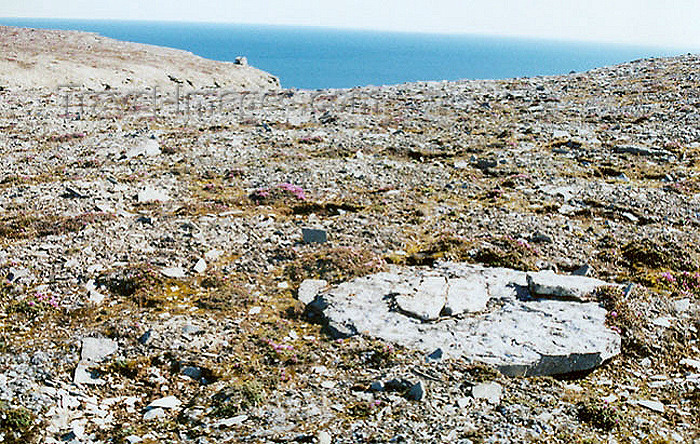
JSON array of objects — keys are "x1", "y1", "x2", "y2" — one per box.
[
  {"x1": 307, "y1": 262, "x2": 621, "y2": 376},
  {"x1": 444, "y1": 275, "x2": 490, "y2": 315}
]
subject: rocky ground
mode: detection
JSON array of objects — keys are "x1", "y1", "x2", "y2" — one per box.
[{"x1": 0, "y1": 27, "x2": 699, "y2": 443}]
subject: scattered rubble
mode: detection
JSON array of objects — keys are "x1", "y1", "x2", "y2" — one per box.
[{"x1": 0, "y1": 26, "x2": 699, "y2": 443}]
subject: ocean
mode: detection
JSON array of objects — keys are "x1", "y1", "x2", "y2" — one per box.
[{"x1": 0, "y1": 18, "x2": 685, "y2": 90}]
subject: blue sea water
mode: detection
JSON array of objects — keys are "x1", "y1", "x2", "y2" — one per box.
[{"x1": 0, "y1": 18, "x2": 686, "y2": 90}]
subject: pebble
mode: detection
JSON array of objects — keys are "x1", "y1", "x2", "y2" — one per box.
[
  {"x1": 632, "y1": 399, "x2": 665, "y2": 413},
  {"x1": 193, "y1": 258, "x2": 207, "y2": 273},
  {"x1": 406, "y1": 381, "x2": 425, "y2": 401},
  {"x1": 147, "y1": 395, "x2": 182, "y2": 409},
  {"x1": 143, "y1": 408, "x2": 166, "y2": 420},
  {"x1": 471, "y1": 382, "x2": 503, "y2": 404},
  {"x1": 302, "y1": 227, "x2": 328, "y2": 243},
  {"x1": 161, "y1": 266, "x2": 186, "y2": 278},
  {"x1": 317, "y1": 431, "x2": 332, "y2": 444}
]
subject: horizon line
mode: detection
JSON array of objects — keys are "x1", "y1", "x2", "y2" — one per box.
[{"x1": 1, "y1": 16, "x2": 697, "y2": 54}]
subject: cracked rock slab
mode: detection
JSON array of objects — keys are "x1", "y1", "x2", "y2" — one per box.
[{"x1": 307, "y1": 262, "x2": 620, "y2": 376}]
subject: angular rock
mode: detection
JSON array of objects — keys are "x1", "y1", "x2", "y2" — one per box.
[
  {"x1": 406, "y1": 381, "x2": 425, "y2": 401},
  {"x1": 216, "y1": 414, "x2": 248, "y2": 427},
  {"x1": 633, "y1": 399, "x2": 665, "y2": 413},
  {"x1": 147, "y1": 395, "x2": 181, "y2": 409},
  {"x1": 317, "y1": 431, "x2": 332, "y2": 444},
  {"x1": 526, "y1": 270, "x2": 608, "y2": 301},
  {"x1": 80, "y1": 337, "x2": 118, "y2": 363},
  {"x1": 137, "y1": 187, "x2": 170, "y2": 203},
  {"x1": 369, "y1": 381, "x2": 384, "y2": 392},
  {"x1": 307, "y1": 262, "x2": 620, "y2": 376},
  {"x1": 161, "y1": 266, "x2": 186, "y2": 278},
  {"x1": 193, "y1": 258, "x2": 207, "y2": 274},
  {"x1": 302, "y1": 227, "x2": 327, "y2": 244},
  {"x1": 73, "y1": 362, "x2": 106, "y2": 385},
  {"x1": 297, "y1": 279, "x2": 328, "y2": 305},
  {"x1": 143, "y1": 408, "x2": 166, "y2": 420},
  {"x1": 181, "y1": 366, "x2": 202, "y2": 380},
  {"x1": 471, "y1": 382, "x2": 502, "y2": 404}
]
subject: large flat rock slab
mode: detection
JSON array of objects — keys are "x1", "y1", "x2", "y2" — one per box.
[{"x1": 307, "y1": 262, "x2": 621, "y2": 376}]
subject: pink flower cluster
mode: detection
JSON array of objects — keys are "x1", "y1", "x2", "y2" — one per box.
[
  {"x1": 29, "y1": 292, "x2": 59, "y2": 309},
  {"x1": 250, "y1": 183, "x2": 307, "y2": 202},
  {"x1": 263, "y1": 338, "x2": 294, "y2": 352},
  {"x1": 277, "y1": 183, "x2": 306, "y2": 200}
]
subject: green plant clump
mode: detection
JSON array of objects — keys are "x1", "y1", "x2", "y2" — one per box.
[
  {"x1": 0, "y1": 403, "x2": 39, "y2": 444},
  {"x1": 210, "y1": 380, "x2": 265, "y2": 418},
  {"x1": 576, "y1": 399, "x2": 620, "y2": 431}
]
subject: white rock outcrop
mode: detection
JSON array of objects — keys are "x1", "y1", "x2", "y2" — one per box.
[{"x1": 307, "y1": 262, "x2": 621, "y2": 376}]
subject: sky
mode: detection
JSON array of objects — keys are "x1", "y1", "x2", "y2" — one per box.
[{"x1": 3, "y1": 0, "x2": 700, "y2": 50}]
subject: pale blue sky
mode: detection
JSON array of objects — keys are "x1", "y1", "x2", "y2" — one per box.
[{"x1": 4, "y1": 0, "x2": 700, "y2": 49}]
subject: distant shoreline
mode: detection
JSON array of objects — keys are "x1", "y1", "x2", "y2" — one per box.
[{"x1": 0, "y1": 18, "x2": 687, "y2": 89}]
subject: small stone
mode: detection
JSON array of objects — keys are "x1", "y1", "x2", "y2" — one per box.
[
  {"x1": 80, "y1": 337, "x2": 118, "y2": 363},
  {"x1": 317, "y1": 430, "x2": 332, "y2": 444},
  {"x1": 426, "y1": 348, "x2": 443, "y2": 363},
  {"x1": 86, "y1": 280, "x2": 107, "y2": 305},
  {"x1": 161, "y1": 266, "x2": 186, "y2": 278},
  {"x1": 302, "y1": 227, "x2": 327, "y2": 244},
  {"x1": 652, "y1": 317, "x2": 672, "y2": 328},
  {"x1": 181, "y1": 366, "x2": 202, "y2": 380},
  {"x1": 680, "y1": 358, "x2": 700, "y2": 371},
  {"x1": 138, "y1": 330, "x2": 153, "y2": 345},
  {"x1": 406, "y1": 381, "x2": 425, "y2": 401},
  {"x1": 530, "y1": 232, "x2": 553, "y2": 244},
  {"x1": 7, "y1": 267, "x2": 31, "y2": 283},
  {"x1": 147, "y1": 395, "x2": 181, "y2": 409},
  {"x1": 193, "y1": 259, "x2": 207, "y2": 274},
  {"x1": 73, "y1": 362, "x2": 106, "y2": 385},
  {"x1": 248, "y1": 306, "x2": 261, "y2": 315},
  {"x1": 622, "y1": 212, "x2": 639, "y2": 223},
  {"x1": 298, "y1": 279, "x2": 328, "y2": 305},
  {"x1": 369, "y1": 381, "x2": 384, "y2": 392},
  {"x1": 456, "y1": 397, "x2": 471, "y2": 409},
  {"x1": 143, "y1": 408, "x2": 166, "y2": 420},
  {"x1": 215, "y1": 414, "x2": 248, "y2": 427},
  {"x1": 602, "y1": 394, "x2": 617, "y2": 403},
  {"x1": 182, "y1": 324, "x2": 201, "y2": 335},
  {"x1": 385, "y1": 378, "x2": 412, "y2": 392},
  {"x1": 124, "y1": 435, "x2": 143, "y2": 444},
  {"x1": 674, "y1": 298, "x2": 691, "y2": 312},
  {"x1": 572, "y1": 264, "x2": 593, "y2": 277},
  {"x1": 471, "y1": 382, "x2": 502, "y2": 404},
  {"x1": 137, "y1": 187, "x2": 170, "y2": 203},
  {"x1": 633, "y1": 399, "x2": 664, "y2": 413},
  {"x1": 234, "y1": 56, "x2": 248, "y2": 66},
  {"x1": 204, "y1": 249, "x2": 223, "y2": 261}
]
